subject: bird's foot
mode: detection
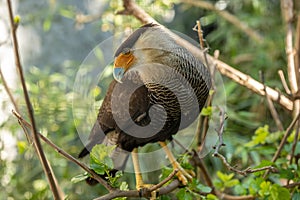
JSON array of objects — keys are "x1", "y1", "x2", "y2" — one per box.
[
  {"x1": 173, "y1": 162, "x2": 195, "y2": 185},
  {"x1": 137, "y1": 184, "x2": 157, "y2": 200}
]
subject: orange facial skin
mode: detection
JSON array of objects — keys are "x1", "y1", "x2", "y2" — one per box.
[{"x1": 114, "y1": 51, "x2": 136, "y2": 72}]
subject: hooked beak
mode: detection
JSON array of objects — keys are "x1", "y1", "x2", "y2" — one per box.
[{"x1": 113, "y1": 67, "x2": 125, "y2": 83}]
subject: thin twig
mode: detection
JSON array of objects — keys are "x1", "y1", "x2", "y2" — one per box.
[
  {"x1": 278, "y1": 70, "x2": 292, "y2": 95},
  {"x1": 12, "y1": 110, "x2": 115, "y2": 192},
  {"x1": 284, "y1": 181, "x2": 300, "y2": 188},
  {"x1": 6, "y1": 1, "x2": 63, "y2": 199},
  {"x1": 93, "y1": 180, "x2": 181, "y2": 200},
  {"x1": 0, "y1": 68, "x2": 19, "y2": 113},
  {"x1": 289, "y1": 120, "x2": 300, "y2": 164},
  {"x1": 213, "y1": 108, "x2": 227, "y2": 154},
  {"x1": 214, "y1": 153, "x2": 277, "y2": 176},
  {"x1": 191, "y1": 150, "x2": 255, "y2": 200},
  {"x1": 181, "y1": 0, "x2": 263, "y2": 43},
  {"x1": 260, "y1": 71, "x2": 284, "y2": 131},
  {"x1": 264, "y1": 113, "x2": 300, "y2": 178},
  {"x1": 193, "y1": 20, "x2": 216, "y2": 152},
  {"x1": 271, "y1": 113, "x2": 300, "y2": 163},
  {"x1": 75, "y1": 13, "x2": 103, "y2": 25},
  {"x1": 150, "y1": 169, "x2": 178, "y2": 192}
]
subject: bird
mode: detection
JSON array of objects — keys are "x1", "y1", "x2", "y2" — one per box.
[{"x1": 78, "y1": 23, "x2": 211, "y2": 192}]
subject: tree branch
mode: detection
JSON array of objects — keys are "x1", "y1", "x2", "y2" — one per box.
[
  {"x1": 93, "y1": 180, "x2": 181, "y2": 200},
  {"x1": 6, "y1": 1, "x2": 63, "y2": 199},
  {"x1": 281, "y1": 0, "x2": 299, "y2": 115},
  {"x1": 12, "y1": 110, "x2": 115, "y2": 192},
  {"x1": 116, "y1": 0, "x2": 158, "y2": 24}
]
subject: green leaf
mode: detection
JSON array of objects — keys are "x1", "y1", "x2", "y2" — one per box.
[
  {"x1": 159, "y1": 195, "x2": 172, "y2": 200},
  {"x1": 90, "y1": 144, "x2": 116, "y2": 167},
  {"x1": 259, "y1": 181, "x2": 272, "y2": 197},
  {"x1": 225, "y1": 179, "x2": 239, "y2": 188},
  {"x1": 71, "y1": 173, "x2": 89, "y2": 183},
  {"x1": 160, "y1": 166, "x2": 173, "y2": 181},
  {"x1": 217, "y1": 171, "x2": 234, "y2": 182},
  {"x1": 14, "y1": 15, "x2": 21, "y2": 24},
  {"x1": 201, "y1": 106, "x2": 212, "y2": 117},
  {"x1": 206, "y1": 194, "x2": 218, "y2": 200},
  {"x1": 119, "y1": 181, "x2": 128, "y2": 191},
  {"x1": 89, "y1": 144, "x2": 116, "y2": 175},
  {"x1": 178, "y1": 153, "x2": 193, "y2": 170},
  {"x1": 90, "y1": 163, "x2": 105, "y2": 175},
  {"x1": 176, "y1": 188, "x2": 193, "y2": 200},
  {"x1": 234, "y1": 184, "x2": 247, "y2": 195},
  {"x1": 43, "y1": 17, "x2": 52, "y2": 32},
  {"x1": 59, "y1": 8, "x2": 75, "y2": 19},
  {"x1": 245, "y1": 125, "x2": 269, "y2": 147},
  {"x1": 253, "y1": 160, "x2": 274, "y2": 176},
  {"x1": 276, "y1": 186, "x2": 290, "y2": 200},
  {"x1": 189, "y1": 179, "x2": 212, "y2": 193},
  {"x1": 17, "y1": 141, "x2": 27, "y2": 154},
  {"x1": 279, "y1": 169, "x2": 295, "y2": 180},
  {"x1": 287, "y1": 130, "x2": 297, "y2": 143},
  {"x1": 292, "y1": 192, "x2": 300, "y2": 200}
]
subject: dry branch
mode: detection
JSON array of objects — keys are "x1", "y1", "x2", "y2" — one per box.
[{"x1": 281, "y1": 0, "x2": 300, "y2": 115}]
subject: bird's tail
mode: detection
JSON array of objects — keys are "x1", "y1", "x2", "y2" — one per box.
[{"x1": 78, "y1": 124, "x2": 129, "y2": 185}]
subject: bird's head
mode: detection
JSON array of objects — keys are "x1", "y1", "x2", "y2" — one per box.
[
  {"x1": 113, "y1": 23, "x2": 162, "y2": 83},
  {"x1": 113, "y1": 47, "x2": 136, "y2": 83}
]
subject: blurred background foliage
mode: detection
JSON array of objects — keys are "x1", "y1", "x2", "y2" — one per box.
[{"x1": 0, "y1": 0, "x2": 299, "y2": 199}]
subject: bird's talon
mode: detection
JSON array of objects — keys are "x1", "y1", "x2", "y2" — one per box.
[
  {"x1": 137, "y1": 184, "x2": 157, "y2": 199},
  {"x1": 174, "y1": 167, "x2": 194, "y2": 185},
  {"x1": 186, "y1": 169, "x2": 196, "y2": 177},
  {"x1": 176, "y1": 172, "x2": 188, "y2": 185}
]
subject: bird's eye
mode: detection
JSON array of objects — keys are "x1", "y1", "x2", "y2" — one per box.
[{"x1": 122, "y1": 48, "x2": 131, "y2": 55}]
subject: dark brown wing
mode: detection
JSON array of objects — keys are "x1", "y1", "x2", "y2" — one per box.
[{"x1": 78, "y1": 71, "x2": 151, "y2": 157}]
